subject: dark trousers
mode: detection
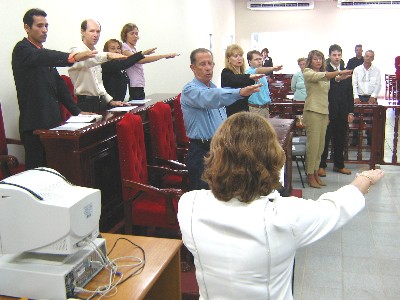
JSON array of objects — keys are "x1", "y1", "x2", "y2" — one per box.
[
  {"x1": 21, "y1": 131, "x2": 46, "y2": 170},
  {"x1": 320, "y1": 118, "x2": 348, "y2": 169},
  {"x1": 129, "y1": 87, "x2": 145, "y2": 100},
  {"x1": 77, "y1": 95, "x2": 108, "y2": 113},
  {"x1": 187, "y1": 142, "x2": 209, "y2": 190}
]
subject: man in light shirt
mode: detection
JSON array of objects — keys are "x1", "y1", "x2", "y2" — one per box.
[
  {"x1": 351, "y1": 50, "x2": 381, "y2": 145},
  {"x1": 69, "y1": 19, "x2": 128, "y2": 112}
]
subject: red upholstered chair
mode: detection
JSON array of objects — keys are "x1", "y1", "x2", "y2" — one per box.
[
  {"x1": 173, "y1": 94, "x2": 190, "y2": 148},
  {"x1": 148, "y1": 101, "x2": 188, "y2": 190},
  {"x1": 116, "y1": 113, "x2": 185, "y2": 235},
  {"x1": 60, "y1": 75, "x2": 77, "y2": 122},
  {"x1": 0, "y1": 103, "x2": 24, "y2": 180}
]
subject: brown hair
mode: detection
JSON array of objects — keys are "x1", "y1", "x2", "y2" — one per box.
[
  {"x1": 297, "y1": 57, "x2": 306, "y2": 64},
  {"x1": 203, "y1": 112, "x2": 286, "y2": 203},
  {"x1": 224, "y1": 44, "x2": 245, "y2": 74},
  {"x1": 120, "y1": 23, "x2": 138, "y2": 43},
  {"x1": 306, "y1": 50, "x2": 326, "y2": 71},
  {"x1": 103, "y1": 39, "x2": 122, "y2": 52}
]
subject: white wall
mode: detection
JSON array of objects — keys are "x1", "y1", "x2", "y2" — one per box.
[
  {"x1": 235, "y1": 1, "x2": 398, "y2": 84},
  {"x1": 0, "y1": 0, "x2": 236, "y2": 151}
]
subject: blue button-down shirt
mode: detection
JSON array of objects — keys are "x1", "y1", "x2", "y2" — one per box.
[
  {"x1": 181, "y1": 78, "x2": 242, "y2": 139},
  {"x1": 245, "y1": 67, "x2": 271, "y2": 105}
]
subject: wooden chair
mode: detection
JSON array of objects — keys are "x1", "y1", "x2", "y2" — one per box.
[
  {"x1": 0, "y1": 103, "x2": 24, "y2": 180},
  {"x1": 148, "y1": 101, "x2": 189, "y2": 190},
  {"x1": 116, "y1": 113, "x2": 185, "y2": 235}
]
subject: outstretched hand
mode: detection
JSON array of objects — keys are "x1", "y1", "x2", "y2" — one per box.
[
  {"x1": 274, "y1": 65, "x2": 283, "y2": 71},
  {"x1": 107, "y1": 52, "x2": 127, "y2": 60},
  {"x1": 239, "y1": 83, "x2": 262, "y2": 97},
  {"x1": 142, "y1": 47, "x2": 157, "y2": 55},
  {"x1": 164, "y1": 53, "x2": 180, "y2": 59},
  {"x1": 249, "y1": 74, "x2": 265, "y2": 81},
  {"x1": 74, "y1": 50, "x2": 97, "y2": 62}
]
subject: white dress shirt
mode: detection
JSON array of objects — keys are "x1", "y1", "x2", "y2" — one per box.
[
  {"x1": 68, "y1": 42, "x2": 112, "y2": 102},
  {"x1": 352, "y1": 64, "x2": 381, "y2": 98},
  {"x1": 178, "y1": 186, "x2": 364, "y2": 300}
]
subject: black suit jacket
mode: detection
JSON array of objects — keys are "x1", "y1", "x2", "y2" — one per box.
[
  {"x1": 102, "y1": 52, "x2": 145, "y2": 101},
  {"x1": 326, "y1": 63, "x2": 354, "y2": 120},
  {"x1": 221, "y1": 68, "x2": 254, "y2": 116},
  {"x1": 12, "y1": 38, "x2": 81, "y2": 133},
  {"x1": 262, "y1": 57, "x2": 273, "y2": 76}
]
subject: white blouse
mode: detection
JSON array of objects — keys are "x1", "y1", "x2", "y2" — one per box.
[{"x1": 178, "y1": 186, "x2": 364, "y2": 300}]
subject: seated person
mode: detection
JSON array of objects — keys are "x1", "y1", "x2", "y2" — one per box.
[{"x1": 178, "y1": 112, "x2": 384, "y2": 299}]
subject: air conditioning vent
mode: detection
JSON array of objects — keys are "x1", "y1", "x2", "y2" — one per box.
[
  {"x1": 247, "y1": 0, "x2": 315, "y2": 10},
  {"x1": 338, "y1": 0, "x2": 400, "y2": 8}
]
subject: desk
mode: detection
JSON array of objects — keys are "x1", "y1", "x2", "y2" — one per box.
[
  {"x1": 36, "y1": 95, "x2": 294, "y2": 231},
  {"x1": 0, "y1": 233, "x2": 182, "y2": 300},
  {"x1": 81, "y1": 233, "x2": 182, "y2": 300}
]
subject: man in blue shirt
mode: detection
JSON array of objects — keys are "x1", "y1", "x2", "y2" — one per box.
[
  {"x1": 245, "y1": 50, "x2": 282, "y2": 118},
  {"x1": 181, "y1": 48, "x2": 261, "y2": 190}
]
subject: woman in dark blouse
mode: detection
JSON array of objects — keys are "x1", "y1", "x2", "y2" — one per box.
[
  {"x1": 221, "y1": 44, "x2": 261, "y2": 117},
  {"x1": 101, "y1": 39, "x2": 154, "y2": 101}
]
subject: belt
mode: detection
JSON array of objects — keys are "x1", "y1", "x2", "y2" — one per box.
[
  {"x1": 77, "y1": 95, "x2": 106, "y2": 101},
  {"x1": 248, "y1": 103, "x2": 269, "y2": 109},
  {"x1": 190, "y1": 138, "x2": 211, "y2": 146}
]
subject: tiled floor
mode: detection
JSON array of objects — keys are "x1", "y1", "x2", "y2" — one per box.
[{"x1": 292, "y1": 164, "x2": 400, "y2": 300}]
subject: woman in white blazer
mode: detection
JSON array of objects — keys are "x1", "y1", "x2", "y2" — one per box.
[{"x1": 178, "y1": 112, "x2": 384, "y2": 300}]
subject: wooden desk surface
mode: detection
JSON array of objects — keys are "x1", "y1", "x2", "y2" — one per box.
[{"x1": 80, "y1": 233, "x2": 182, "y2": 300}]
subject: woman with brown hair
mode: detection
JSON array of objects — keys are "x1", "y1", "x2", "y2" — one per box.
[
  {"x1": 178, "y1": 112, "x2": 383, "y2": 299},
  {"x1": 303, "y1": 50, "x2": 352, "y2": 188}
]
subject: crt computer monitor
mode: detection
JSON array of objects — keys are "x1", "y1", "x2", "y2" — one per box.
[{"x1": 0, "y1": 168, "x2": 101, "y2": 256}]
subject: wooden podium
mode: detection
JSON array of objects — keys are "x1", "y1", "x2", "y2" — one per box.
[{"x1": 35, "y1": 94, "x2": 294, "y2": 231}]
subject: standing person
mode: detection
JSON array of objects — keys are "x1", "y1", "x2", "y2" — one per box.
[
  {"x1": 347, "y1": 44, "x2": 364, "y2": 70},
  {"x1": 102, "y1": 39, "x2": 156, "y2": 102},
  {"x1": 394, "y1": 56, "x2": 400, "y2": 100},
  {"x1": 178, "y1": 112, "x2": 384, "y2": 300},
  {"x1": 245, "y1": 50, "x2": 283, "y2": 118},
  {"x1": 318, "y1": 44, "x2": 354, "y2": 178},
  {"x1": 181, "y1": 48, "x2": 261, "y2": 190},
  {"x1": 12, "y1": 8, "x2": 96, "y2": 169},
  {"x1": 291, "y1": 57, "x2": 307, "y2": 101},
  {"x1": 68, "y1": 19, "x2": 128, "y2": 113},
  {"x1": 303, "y1": 50, "x2": 352, "y2": 188},
  {"x1": 352, "y1": 50, "x2": 381, "y2": 145},
  {"x1": 221, "y1": 44, "x2": 257, "y2": 116},
  {"x1": 120, "y1": 23, "x2": 179, "y2": 100},
  {"x1": 261, "y1": 47, "x2": 273, "y2": 75}
]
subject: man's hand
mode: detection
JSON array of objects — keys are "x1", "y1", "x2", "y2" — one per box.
[
  {"x1": 273, "y1": 65, "x2": 283, "y2": 71},
  {"x1": 249, "y1": 74, "x2": 264, "y2": 81},
  {"x1": 107, "y1": 52, "x2": 127, "y2": 60},
  {"x1": 368, "y1": 97, "x2": 377, "y2": 104},
  {"x1": 354, "y1": 98, "x2": 361, "y2": 104},
  {"x1": 73, "y1": 50, "x2": 97, "y2": 62},
  {"x1": 348, "y1": 113, "x2": 354, "y2": 123},
  {"x1": 340, "y1": 69, "x2": 352, "y2": 76},
  {"x1": 109, "y1": 100, "x2": 130, "y2": 107},
  {"x1": 142, "y1": 48, "x2": 157, "y2": 55},
  {"x1": 239, "y1": 83, "x2": 262, "y2": 97}
]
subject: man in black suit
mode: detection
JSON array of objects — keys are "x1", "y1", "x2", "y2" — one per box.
[
  {"x1": 12, "y1": 8, "x2": 95, "y2": 169},
  {"x1": 318, "y1": 44, "x2": 354, "y2": 177}
]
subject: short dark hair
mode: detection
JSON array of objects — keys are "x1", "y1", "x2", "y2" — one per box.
[
  {"x1": 261, "y1": 48, "x2": 269, "y2": 54},
  {"x1": 247, "y1": 50, "x2": 261, "y2": 65},
  {"x1": 329, "y1": 44, "x2": 342, "y2": 55},
  {"x1": 355, "y1": 44, "x2": 362, "y2": 50},
  {"x1": 203, "y1": 112, "x2": 286, "y2": 203},
  {"x1": 120, "y1": 23, "x2": 138, "y2": 43},
  {"x1": 190, "y1": 48, "x2": 212, "y2": 65},
  {"x1": 23, "y1": 8, "x2": 46, "y2": 28}
]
